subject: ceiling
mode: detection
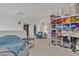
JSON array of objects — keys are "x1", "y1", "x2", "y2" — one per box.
[{"x1": 0, "y1": 3, "x2": 71, "y2": 22}]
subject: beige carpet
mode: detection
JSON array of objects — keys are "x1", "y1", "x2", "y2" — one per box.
[{"x1": 29, "y1": 39, "x2": 79, "y2": 56}]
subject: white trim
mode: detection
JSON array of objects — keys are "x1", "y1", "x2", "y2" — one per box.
[{"x1": 53, "y1": 14, "x2": 79, "y2": 19}]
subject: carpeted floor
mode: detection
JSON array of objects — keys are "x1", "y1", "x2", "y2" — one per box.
[{"x1": 29, "y1": 39, "x2": 79, "y2": 56}]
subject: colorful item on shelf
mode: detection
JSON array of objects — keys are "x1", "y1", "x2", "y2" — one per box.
[
  {"x1": 62, "y1": 17, "x2": 70, "y2": 24},
  {"x1": 70, "y1": 16, "x2": 77, "y2": 23},
  {"x1": 56, "y1": 24, "x2": 62, "y2": 31},
  {"x1": 51, "y1": 30, "x2": 56, "y2": 34},
  {"x1": 76, "y1": 16, "x2": 79, "y2": 23},
  {"x1": 71, "y1": 23, "x2": 79, "y2": 30},
  {"x1": 57, "y1": 18, "x2": 62, "y2": 24},
  {"x1": 63, "y1": 24, "x2": 71, "y2": 30},
  {"x1": 51, "y1": 19, "x2": 57, "y2": 24},
  {"x1": 51, "y1": 30, "x2": 56, "y2": 37},
  {"x1": 51, "y1": 24, "x2": 56, "y2": 29}
]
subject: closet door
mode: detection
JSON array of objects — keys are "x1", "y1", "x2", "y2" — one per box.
[
  {"x1": 34, "y1": 25, "x2": 36, "y2": 36},
  {"x1": 24, "y1": 24, "x2": 29, "y2": 37}
]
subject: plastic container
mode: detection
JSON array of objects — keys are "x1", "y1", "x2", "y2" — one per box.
[{"x1": 36, "y1": 32, "x2": 43, "y2": 39}]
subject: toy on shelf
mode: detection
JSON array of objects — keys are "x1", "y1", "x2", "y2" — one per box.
[
  {"x1": 51, "y1": 19, "x2": 57, "y2": 24},
  {"x1": 56, "y1": 24, "x2": 62, "y2": 31},
  {"x1": 62, "y1": 17, "x2": 70, "y2": 24},
  {"x1": 70, "y1": 16, "x2": 77, "y2": 23},
  {"x1": 51, "y1": 24, "x2": 56, "y2": 29},
  {"x1": 56, "y1": 30, "x2": 62, "y2": 46},
  {"x1": 51, "y1": 30, "x2": 56, "y2": 37},
  {"x1": 63, "y1": 24, "x2": 71, "y2": 30},
  {"x1": 71, "y1": 23, "x2": 79, "y2": 30},
  {"x1": 51, "y1": 30, "x2": 57, "y2": 45},
  {"x1": 57, "y1": 18, "x2": 62, "y2": 24},
  {"x1": 76, "y1": 16, "x2": 79, "y2": 23}
]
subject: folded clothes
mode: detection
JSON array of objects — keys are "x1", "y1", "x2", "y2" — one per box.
[{"x1": 0, "y1": 35, "x2": 27, "y2": 55}]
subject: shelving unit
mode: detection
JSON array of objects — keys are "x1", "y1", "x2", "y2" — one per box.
[{"x1": 50, "y1": 14, "x2": 79, "y2": 51}]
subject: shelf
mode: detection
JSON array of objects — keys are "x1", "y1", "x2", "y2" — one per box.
[{"x1": 56, "y1": 14, "x2": 79, "y2": 19}]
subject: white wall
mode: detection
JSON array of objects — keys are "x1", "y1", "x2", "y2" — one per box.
[
  {"x1": 0, "y1": 4, "x2": 34, "y2": 37},
  {"x1": 0, "y1": 12, "x2": 23, "y2": 31}
]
